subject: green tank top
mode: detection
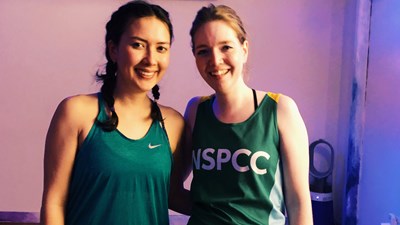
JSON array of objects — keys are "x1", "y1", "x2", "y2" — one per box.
[
  {"x1": 188, "y1": 93, "x2": 286, "y2": 225},
  {"x1": 66, "y1": 93, "x2": 172, "y2": 225}
]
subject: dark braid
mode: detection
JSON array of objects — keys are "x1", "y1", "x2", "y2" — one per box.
[
  {"x1": 95, "y1": 0, "x2": 173, "y2": 131},
  {"x1": 96, "y1": 62, "x2": 118, "y2": 131},
  {"x1": 152, "y1": 84, "x2": 160, "y2": 101},
  {"x1": 151, "y1": 85, "x2": 166, "y2": 131}
]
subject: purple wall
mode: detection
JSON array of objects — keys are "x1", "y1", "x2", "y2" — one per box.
[{"x1": 7, "y1": 1, "x2": 398, "y2": 224}]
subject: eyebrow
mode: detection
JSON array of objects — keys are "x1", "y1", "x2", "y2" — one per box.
[
  {"x1": 129, "y1": 36, "x2": 170, "y2": 45},
  {"x1": 194, "y1": 41, "x2": 233, "y2": 50}
]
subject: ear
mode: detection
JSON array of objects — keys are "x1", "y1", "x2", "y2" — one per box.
[
  {"x1": 242, "y1": 40, "x2": 249, "y2": 63},
  {"x1": 107, "y1": 40, "x2": 118, "y2": 63}
]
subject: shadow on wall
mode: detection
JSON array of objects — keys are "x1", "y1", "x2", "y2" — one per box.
[{"x1": 0, "y1": 211, "x2": 189, "y2": 225}]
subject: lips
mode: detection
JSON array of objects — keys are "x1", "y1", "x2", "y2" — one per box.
[
  {"x1": 135, "y1": 68, "x2": 158, "y2": 78},
  {"x1": 208, "y1": 69, "x2": 229, "y2": 77}
]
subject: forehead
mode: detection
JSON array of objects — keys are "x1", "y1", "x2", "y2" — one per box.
[
  {"x1": 123, "y1": 16, "x2": 170, "y2": 42},
  {"x1": 193, "y1": 20, "x2": 239, "y2": 46}
]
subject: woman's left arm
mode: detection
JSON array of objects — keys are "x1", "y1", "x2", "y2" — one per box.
[
  {"x1": 277, "y1": 95, "x2": 313, "y2": 225},
  {"x1": 162, "y1": 106, "x2": 192, "y2": 215}
]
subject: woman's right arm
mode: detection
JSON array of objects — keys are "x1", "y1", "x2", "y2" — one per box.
[{"x1": 40, "y1": 97, "x2": 85, "y2": 225}]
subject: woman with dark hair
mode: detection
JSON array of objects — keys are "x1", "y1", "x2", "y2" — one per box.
[
  {"x1": 40, "y1": 1, "x2": 184, "y2": 224},
  {"x1": 181, "y1": 4, "x2": 313, "y2": 225}
]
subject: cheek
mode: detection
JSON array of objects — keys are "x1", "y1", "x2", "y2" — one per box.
[
  {"x1": 161, "y1": 53, "x2": 170, "y2": 67},
  {"x1": 229, "y1": 55, "x2": 244, "y2": 69},
  {"x1": 161, "y1": 58, "x2": 170, "y2": 69},
  {"x1": 195, "y1": 57, "x2": 206, "y2": 70},
  {"x1": 195, "y1": 62, "x2": 205, "y2": 76},
  {"x1": 120, "y1": 49, "x2": 137, "y2": 64}
]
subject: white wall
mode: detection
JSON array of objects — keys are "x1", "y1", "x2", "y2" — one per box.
[{"x1": 0, "y1": 0, "x2": 348, "y2": 223}]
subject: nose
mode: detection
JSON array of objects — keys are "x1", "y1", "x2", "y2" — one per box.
[
  {"x1": 209, "y1": 49, "x2": 223, "y2": 66},
  {"x1": 143, "y1": 47, "x2": 157, "y2": 66}
]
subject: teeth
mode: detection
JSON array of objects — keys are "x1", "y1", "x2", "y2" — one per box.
[
  {"x1": 210, "y1": 69, "x2": 228, "y2": 76},
  {"x1": 136, "y1": 69, "x2": 156, "y2": 77}
]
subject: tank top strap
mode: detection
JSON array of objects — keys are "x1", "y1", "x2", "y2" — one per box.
[
  {"x1": 252, "y1": 89, "x2": 258, "y2": 110},
  {"x1": 267, "y1": 92, "x2": 280, "y2": 103},
  {"x1": 156, "y1": 104, "x2": 169, "y2": 142}
]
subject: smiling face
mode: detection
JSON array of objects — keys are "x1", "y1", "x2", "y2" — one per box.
[
  {"x1": 109, "y1": 16, "x2": 171, "y2": 93},
  {"x1": 193, "y1": 20, "x2": 248, "y2": 93}
]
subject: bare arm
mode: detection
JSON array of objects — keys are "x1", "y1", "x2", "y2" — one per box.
[
  {"x1": 40, "y1": 96, "x2": 91, "y2": 225},
  {"x1": 182, "y1": 97, "x2": 202, "y2": 182},
  {"x1": 162, "y1": 106, "x2": 192, "y2": 215},
  {"x1": 277, "y1": 95, "x2": 313, "y2": 225},
  {"x1": 167, "y1": 96, "x2": 203, "y2": 215}
]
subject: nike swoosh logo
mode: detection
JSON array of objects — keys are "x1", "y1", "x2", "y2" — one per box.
[{"x1": 148, "y1": 143, "x2": 161, "y2": 149}]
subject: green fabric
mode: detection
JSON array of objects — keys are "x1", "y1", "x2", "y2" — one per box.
[
  {"x1": 188, "y1": 94, "x2": 286, "y2": 225},
  {"x1": 66, "y1": 93, "x2": 172, "y2": 225}
]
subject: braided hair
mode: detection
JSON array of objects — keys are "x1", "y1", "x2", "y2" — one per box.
[{"x1": 95, "y1": 0, "x2": 173, "y2": 131}]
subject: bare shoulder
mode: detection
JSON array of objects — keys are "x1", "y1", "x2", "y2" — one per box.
[
  {"x1": 158, "y1": 104, "x2": 185, "y2": 134},
  {"x1": 158, "y1": 104, "x2": 184, "y2": 124},
  {"x1": 185, "y1": 96, "x2": 204, "y2": 115},
  {"x1": 59, "y1": 93, "x2": 98, "y2": 109},
  {"x1": 52, "y1": 93, "x2": 99, "y2": 130},
  {"x1": 57, "y1": 93, "x2": 98, "y2": 114},
  {"x1": 276, "y1": 94, "x2": 306, "y2": 134},
  {"x1": 184, "y1": 96, "x2": 208, "y2": 129},
  {"x1": 253, "y1": 90, "x2": 297, "y2": 111},
  {"x1": 276, "y1": 94, "x2": 299, "y2": 112},
  {"x1": 158, "y1": 104, "x2": 184, "y2": 153}
]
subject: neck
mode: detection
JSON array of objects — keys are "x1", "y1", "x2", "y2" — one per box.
[
  {"x1": 113, "y1": 88, "x2": 152, "y2": 111},
  {"x1": 214, "y1": 82, "x2": 252, "y2": 106},
  {"x1": 213, "y1": 85, "x2": 255, "y2": 123}
]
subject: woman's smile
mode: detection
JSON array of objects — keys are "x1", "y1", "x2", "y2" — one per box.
[
  {"x1": 135, "y1": 67, "x2": 159, "y2": 79},
  {"x1": 208, "y1": 69, "x2": 229, "y2": 77}
]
